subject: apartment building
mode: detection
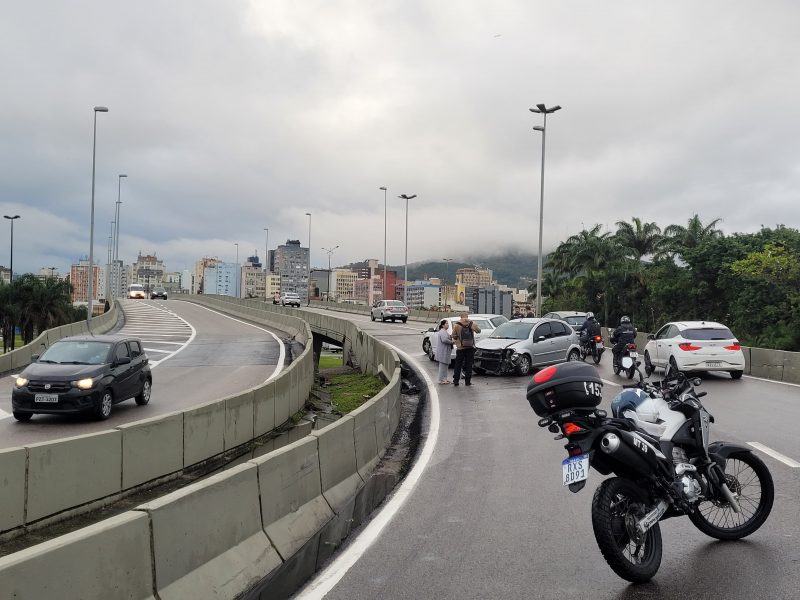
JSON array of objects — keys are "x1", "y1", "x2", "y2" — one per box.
[
  {"x1": 195, "y1": 257, "x2": 219, "y2": 294},
  {"x1": 455, "y1": 266, "x2": 493, "y2": 288},
  {"x1": 131, "y1": 253, "x2": 166, "y2": 292},
  {"x1": 333, "y1": 269, "x2": 358, "y2": 301},
  {"x1": 274, "y1": 240, "x2": 309, "y2": 301},
  {"x1": 70, "y1": 258, "x2": 101, "y2": 303},
  {"x1": 203, "y1": 263, "x2": 240, "y2": 297}
]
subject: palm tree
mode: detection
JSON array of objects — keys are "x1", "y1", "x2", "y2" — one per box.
[
  {"x1": 614, "y1": 218, "x2": 664, "y2": 261},
  {"x1": 664, "y1": 215, "x2": 723, "y2": 259}
]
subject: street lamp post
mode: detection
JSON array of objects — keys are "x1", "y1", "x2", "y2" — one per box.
[
  {"x1": 3, "y1": 215, "x2": 20, "y2": 283},
  {"x1": 442, "y1": 258, "x2": 453, "y2": 310},
  {"x1": 305, "y1": 212, "x2": 312, "y2": 305},
  {"x1": 529, "y1": 103, "x2": 561, "y2": 317},
  {"x1": 322, "y1": 245, "x2": 339, "y2": 302},
  {"x1": 234, "y1": 243, "x2": 239, "y2": 297},
  {"x1": 106, "y1": 220, "x2": 114, "y2": 301},
  {"x1": 113, "y1": 173, "x2": 127, "y2": 299},
  {"x1": 398, "y1": 194, "x2": 416, "y2": 305},
  {"x1": 263, "y1": 227, "x2": 269, "y2": 300},
  {"x1": 379, "y1": 186, "x2": 387, "y2": 298},
  {"x1": 87, "y1": 105, "x2": 109, "y2": 322},
  {"x1": 49, "y1": 267, "x2": 57, "y2": 278}
]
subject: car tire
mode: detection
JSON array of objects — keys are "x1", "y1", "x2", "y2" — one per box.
[
  {"x1": 381, "y1": 313, "x2": 387, "y2": 322},
  {"x1": 370, "y1": 312, "x2": 375, "y2": 321},
  {"x1": 12, "y1": 411, "x2": 32, "y2": 422},
  {"x1": 516, "y1": 354, "x2": 532, "y2": 375},
  {"x1": 135, "y1": 379, "x2": 152, "y2": 405},
  {"x1": 730, "y1": 370, "x2": 743, "y2": 380},
  {"x1": 422, "y1": 339, "x2": 434, "y2": 361},
  {"x1": 95, "y1": 389, "x2": 113, "y2": 420},
  {"x1": 644, "y1": 351, "x2": 655, "y2": 376},
  {"x1": 567, "y1": 349, "x2": 581, "y2": 362},
  {"x1": 473, "y1": 366, "x2": 486, "y2": 375},
  {"x1": 402, "y1": 318, "x2": 408, "y2": 323}
]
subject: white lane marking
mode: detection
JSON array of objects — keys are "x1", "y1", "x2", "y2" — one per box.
[
  {"x1": 743, "y1": 374, "x2": 800, "y2": 389},
  {"x1": 0, "y1": 408, "x2": 10, "y2": 420},
  {"x1": 142, "y1": 347, "x2": 172, "y2": 354},
  {"x1": 140, "y1": 340, "x2": 186, "y2": 345},
  {"x1": 297, "y1": 343, "x2": 440, "y2": 599},
  {"x1": 601, "y1": 378, "x2": 621, "y2": 387},
  {"x1": 185, "y1": 303, "x2": 286, "y2": 382},
  {"x1": 120, "y1": 302, "x2": 196, "y2": 370},
  {"x1": 747, "y1": 442, "x2": 800, "y2": 468}
]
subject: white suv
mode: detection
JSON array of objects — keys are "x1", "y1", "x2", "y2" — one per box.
[
  {"x1": 280, "y1": 292, "x2": 301, "y2": 308},
  {"x1": 643, "y1": 321, "x2": 745, "y2": 379}
]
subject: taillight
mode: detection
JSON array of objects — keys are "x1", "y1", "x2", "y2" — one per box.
[
  {"x1": 626, "y1": 343, "x2": 637, "y2": 350},
  {"x1": 533, "y1": 365, "x2": 557, "y2": 383},
  {"x1": 725, "y1": 342, "x2": 741, "y2": 351},
  {"x1": 567, "y1": 445, "x2": 583, "y2": 457},
  {"x1": 563, "y1": 422, "x2": 582, "y2": 436},
  {"x1": 678, "y1": 343, "x2": 701, "y2": 351},
  {"x1": 594, "y1": 335, "x2": 602, "y2": 342}
]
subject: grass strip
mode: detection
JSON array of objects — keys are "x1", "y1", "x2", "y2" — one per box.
[{"x1": 329, "y1": 371, "x2": 385, "y2": 414}]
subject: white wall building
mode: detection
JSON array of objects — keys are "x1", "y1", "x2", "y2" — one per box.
[{"x1": 203, "y1": 263, "x2": 240, "y2": 297}]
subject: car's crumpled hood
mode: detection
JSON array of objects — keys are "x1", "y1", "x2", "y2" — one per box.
[
  {"x1": 476, "y1": 338, "x2": 522, "y2": 351},
  {"x1": 21, "y1": 362, "x2": 106, "y2": 381}
]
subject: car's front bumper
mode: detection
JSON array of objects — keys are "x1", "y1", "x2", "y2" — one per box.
[
  {"x1": 12, "y1": 387, "x2": 103, "y2": 415},
  {"x1": 474, "y1": 348, "x2": 517, "y2": 375}
]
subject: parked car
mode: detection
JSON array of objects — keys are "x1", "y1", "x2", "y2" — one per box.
[
  {"x1": 127, "y1": 284, "x2": 146, "y2": 300},
  {"x1": 421, "y1": 314, "x2": 509, "y2": 363},
  {"x1": 280, "y1": 292, "x2": 301, "y2": 307},
  {"x1": 11, "y1": 335, "x2": 152, "y2": 421},
  {"x1": 643, "y1": 321, "x2": 746, "y2": 379},
  {"x1": 542, "y1": 311, "x2": 589, "y2": 332},
  {"x1": 474, "y1": 318, "x2": 582, "y2": 375},
  {"x1": 371, "y1": 300, "x2": 409, "y2": 323},
  {"x1": 150, "y1": 286, "x2": 168, "y2": 300}
]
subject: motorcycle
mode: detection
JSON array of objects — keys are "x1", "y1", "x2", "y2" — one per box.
[
  {"x1": 613, "y1": 342, "x2": 638, "y2": 379},
  {"x1": 527, "y1": 358, "x2": 774, "y2": 583},
  {"x1": 580, "y1": 334, "x2": 605, "y2": 364}
]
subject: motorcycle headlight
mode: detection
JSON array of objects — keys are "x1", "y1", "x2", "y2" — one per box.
[
  {"x1": 15, "y1": 377, "x2": 29, "y2": 388},
  {"x1": 74, "y1": 378, "x2": 95, "y2": 390}
]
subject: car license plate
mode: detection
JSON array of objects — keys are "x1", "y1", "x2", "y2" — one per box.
[
  {"x1": 34, "y1": 393, "x2": 59, "y2": 403},
  {"x1": 706, "y1": 361, "x2": 722, "y2": 367},
  {"x1": 562, "y1": 454, "x2": 589, "y2": 486}
]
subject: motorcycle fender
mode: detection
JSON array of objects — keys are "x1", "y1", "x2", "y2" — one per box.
[
  {"x1": 568, "y1": 480, "x2": 586, "y2": 493},
  {"x1": 708, "y1": 441, "x2": 752, "y2": 468}
]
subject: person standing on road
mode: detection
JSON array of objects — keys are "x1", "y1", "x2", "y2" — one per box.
[
  {"x1": 435, "y1": 319, "x2": 453, "y2": 384},
  {"x1": 452, "y1": 312, "x2": 481, "y2": 386}
]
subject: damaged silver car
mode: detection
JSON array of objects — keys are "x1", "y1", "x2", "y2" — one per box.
[{"x1": 474, "y1": 318, "x2": 582, "y2": 375}]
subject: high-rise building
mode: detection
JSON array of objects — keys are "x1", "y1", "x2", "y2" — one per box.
[
  {"x1": 455, "y1": 266, "x2": 493, "y2": 288},
  {"x1": 203, "y1": 263, "x2": 240, "y2": 297},
  {"x1": 332, "y1": 269, "x2": 358, "y2": 301},
  {"x1": 131, "y1": 253, "x2": 167, "y2": 293},
  {"x1": 241, "y1": 255, "x2": 266, "y2": 298},
  {"x1": 274, "y1": 240, "x2": 310, "y2": 301},
  {"x1": 405, "y1": 282, "x2": 442, "y2": 309},
  {"x1": 70, "y1": 258, "x2": 101, "y2": 303},
  {"x1": 353, "y1": 276, "x2": 384, "y2": 305},
  {"x1": 194, "y1": 257, "x2": 219, "y2": 294}
]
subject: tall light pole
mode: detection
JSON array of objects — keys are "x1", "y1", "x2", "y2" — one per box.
[
  {"x1": 379, "y1": 186, "x2": 387, "y2": 298},
  {"x1": 442, "y1": 258, "x2": 453, "y2": 310},
  {"x1": 263, "y1": 227, "x2": 270, "y2": 300},
  {"x1": 106, "y1": 220, "x2": 114, "y2": 301},
  {"x1": 3, "y1": 215, "x2": 20, "y2": 282},
  {"x1": 113, "y1": 173, "x2": 127, "y2": 299},
  {"x1": 49, "y1": 266, "x2": 57, "y2": 278},
  {"x1": 234, "y1": 243, "x2": 239, "y2": 297},
  {"x1": 398, "y1": 195, "x2": 416, "y2": 305},
  {"x1": 530, "y1": 103, "x2": 561, "y2": 317},
  {"x1": 322, "y1": 245, "x2": 339, "y2": 301},
  {"x1": 305, "y1": 212, "x2": 312, "y2": 305},
  {"x1": 87, "y1": 105, "x2": 109, "y2": 322}
]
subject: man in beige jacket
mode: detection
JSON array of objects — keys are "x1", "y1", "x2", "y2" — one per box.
[{"x1": 451, "y1": 312, "x2": 481, "y2": 386}]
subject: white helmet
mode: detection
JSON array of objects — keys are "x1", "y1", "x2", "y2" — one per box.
[{"x1": 586, "y1": 312, "x2": 594, "y2": 319}]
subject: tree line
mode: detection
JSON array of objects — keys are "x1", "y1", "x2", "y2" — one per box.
[
  {"x1": 537, "y1": 215, "x2": 800, "y2": 351},
  {"x1": 0, "y1": 275, "x2": 86, "y2": 352}
]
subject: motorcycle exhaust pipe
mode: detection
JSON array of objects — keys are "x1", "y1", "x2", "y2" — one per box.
[{"x1": 599, "y1": 432, "x2": 653, "y2": 476}]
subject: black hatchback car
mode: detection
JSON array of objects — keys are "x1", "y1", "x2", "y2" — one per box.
[{"x1": 12, "y1": 335, "x2": 152, "y2": 421}]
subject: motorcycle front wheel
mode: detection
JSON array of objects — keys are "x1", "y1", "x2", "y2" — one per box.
[
  {"x1": 690, "y1": 451, "x2": 774, "y2": 540},
  {"x1": 591, "y1": 477, "x2": 663, "y2": 583}
]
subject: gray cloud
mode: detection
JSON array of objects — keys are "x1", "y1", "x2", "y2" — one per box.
[{"x1": 1, "y1": 1, "x2": 799, "y2": 276}]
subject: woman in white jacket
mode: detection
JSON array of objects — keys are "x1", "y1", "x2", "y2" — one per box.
[{"x1": 435, "y1": 319, "x2": 453, "y2": 384}]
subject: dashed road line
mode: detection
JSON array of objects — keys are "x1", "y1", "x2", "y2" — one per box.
[{"x1": 747, "y1": 442, "x2": 800, "y2": 468}]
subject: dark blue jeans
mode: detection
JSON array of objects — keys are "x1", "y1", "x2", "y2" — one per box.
[{"x1": 453, "y1": 348, "x2": 475, "y2": 383}]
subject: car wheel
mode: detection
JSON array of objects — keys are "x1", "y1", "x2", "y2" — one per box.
[
  {"x1": 381, "y1": 313, "x2": 387, "y2": 322},
  {"x1": 473, "y1": 366, "x2": 486, "y2": 375},
  {"x1": 12, "y1": 411, "x2": 32, "y2": 422},
  {"x1": 402, "y1": 318, "x2": 407, "y2": 323},
  {"x1": 422, "y1": 339, "x2": 433, "y2": 361},
  {"x1": 95, "y1": 389, "x2": 113, "y2": 420},
  {"x1": 567, "y1": 349, "x2": 581, "y2": 362},
  {"x1": 730, "y1": 370, "x2": 743, "y2": 380},
  {"x1": 370, "y1": 312, "x2": 375, "y2": 321},
  {"x1": 135, "y1": 379, "x2": 152, "y2": 405},
  {"x1": 644, "y1": 351, "x2": 654, "y2": 376},
  {"x1": 516, "y1": 354, "x2": 532, "y2": 375}
]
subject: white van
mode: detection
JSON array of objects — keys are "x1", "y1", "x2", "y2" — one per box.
[{"x1": 128, "y1": 284, "x2": 146, "y2": 300}]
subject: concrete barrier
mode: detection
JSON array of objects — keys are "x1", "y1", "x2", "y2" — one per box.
[
  {"x1": 253, "y1": 380, "x2": 276, "y2": 436},
  {"x1": 135, "y1": 463, "x2": 281, "y2": 600},
  {"x1": 749, "y1": 347, "x2": 785, "y2": 380},
  {"x1": 183, "y1": 399, "x2": 226, "y2": 466},
  {"x1": 26, "y1": 430, "x2": 122, "y2": 522},
  {"x1": 118, "y1": 412, "x2": 184, "y2": 489},
  {"x1": 0, "y1": 447, "x2": 26, "y2": 532},
  {"x1": 782, "y1": 351, "x2": 800, "y2": 384},
  {"x1": 225, "y1": 390, "x2": 255, "y2": 450},
  {"x1": 0, "y1": 512, "x2": 156, "y2": 600}
]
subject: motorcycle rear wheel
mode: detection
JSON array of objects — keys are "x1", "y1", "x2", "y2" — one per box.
[
  {"x1": 592, "y1": 348, "x2": 602, "y2": 364},
  {"x1": 689, "y1": 451, "x2": 774, "y2": 540},
  {"x1": 591, "y1": 477, "x2": 663, "y2": 583}
]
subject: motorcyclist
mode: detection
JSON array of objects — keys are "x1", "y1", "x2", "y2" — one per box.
[
  {"x1": 610, "y1": 316, "x2": 636, "y2": 364},
  {"x1": 578, "y1": 312, "x2": 601, "y2": 352}
]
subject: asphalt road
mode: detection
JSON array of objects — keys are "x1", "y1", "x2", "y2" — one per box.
[
  {"x1": 0, "y1": 299, "x2": 284, "y2": 449},
  {"x1": 297, "y1": 307, "x2": 800, "y2": 600}
]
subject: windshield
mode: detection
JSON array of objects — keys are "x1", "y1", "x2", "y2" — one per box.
[
  {"x1": 683, "y1": 327, "x2": 735, "y2": 341},
  {"x1": 387, "y1": 301, "x2": 406, "y2": 307},
  {"x1": 564, "y1": 316, "x2": 585, "y2": 326},
  {"x1": 490, "y1": 322, "x2": 534, "y2": 340},
  {"x1": 129, "y1": 285, "x2": 144, "y2": 291},
  {"x1": 40, "y1": 341, "x2": 113, "y2": 365}
]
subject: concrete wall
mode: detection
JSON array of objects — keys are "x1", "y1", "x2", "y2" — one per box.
[{"x1": 0, "y1": 297, "x2": 404, "y2": 600}]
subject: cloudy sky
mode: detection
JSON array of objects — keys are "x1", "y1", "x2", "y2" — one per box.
[{"x1": 2, "y1": 1, "x2": 799, "y2": 276}]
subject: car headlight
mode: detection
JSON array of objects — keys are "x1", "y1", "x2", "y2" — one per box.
[
  {"x1": 74, "y1": 378, "x2": 95, "y2": 390},
  {"x1": 15, "y1": 377, "x2": 28, "y2": 387}
]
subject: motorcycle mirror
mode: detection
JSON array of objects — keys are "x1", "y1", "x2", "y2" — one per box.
[{"x1": 693, "y1": 378, "x2": 702, "y2": 386}]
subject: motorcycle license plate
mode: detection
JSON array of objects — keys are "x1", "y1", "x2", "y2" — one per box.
[
  {"x1": 595, "y1": 342, "x2": 604, "y2": 349},
  {"x1": 562, "y1": 455, "x2": 589, "y2": 486}
]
